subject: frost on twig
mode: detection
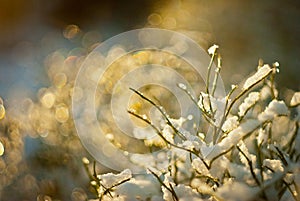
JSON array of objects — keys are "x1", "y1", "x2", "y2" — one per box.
[
  {"x1": 222, "y1": 116, "x2": 239, "y2": 133},
  {"x1": 205, "y1": 119, "x2": 260, "y2": 161},
  {"x1": 83, "y1": 46, "x2": 300, "y2": 201},
  {"x1": 98, "y1": 169, "x2": 132, "y2": 189},
  {"x1": 258, "y1": 99, "x2": 289, "y2": 122},
  {"x1": 243, "y1": 65, "x2": 272, "y2": 90},
  {"x1": 238, "y1": 92, "x2": 260, "y2": 118},
  {"x1": 215, "y1": 180, "x2": 259, "y2": 201},
  {"x1": 290, "y1": 92, "x2": 300, "y2": 107},
  {"x1": 208, "y1": 44, "x2": 219, "y2": 55}
]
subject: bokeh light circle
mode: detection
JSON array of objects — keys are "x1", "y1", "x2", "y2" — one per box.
[{"x1": 72, "y1": 28, "x2": 226, "y2": 173}]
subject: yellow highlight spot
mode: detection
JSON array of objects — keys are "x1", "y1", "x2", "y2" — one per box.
[
  {"x1": 162, "y1": 17, "x2": 177, "y2": 29},
  {"x1": 41, "y1": 92, "x2": 55, "y2": 109},
  {"x1": 0, "y1": 141, "x2": 4, "y2": 156},
  {"x1": 148, "y1": 13, "x2": 162, "y2": 25},
  {"x1": 82, "y1": 157, "x2": 90, "y2": 165},
  {"x1": 0, "y1": 104, "x2": 5, "y2": 120},
  {"x1": 63, "y1": 24, "x2": 80, "y2": 39},
  {"x1": 55, "y1": 105, "x2": 69, "y2": 123},
  {"x1": 130, "y1": 102, "x2": 142, "y2": 112},
  {"x1": 132, "y1": 51, "x2": 151, "y2": 65},
  {"x1": 53, "y1": 73, "x2": 67, "y2": 88},
  {"x1": 166, "y1": 55, "x2": 182, "y2": 67}
]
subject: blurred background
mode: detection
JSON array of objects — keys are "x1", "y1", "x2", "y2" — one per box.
[{"x1": 0, "y1": 0, "x2": 300, "y2": 200}]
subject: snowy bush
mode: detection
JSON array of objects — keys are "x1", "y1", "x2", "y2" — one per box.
[{"x1": 83, "y1": 45, "x2": 300, "y2": 201}]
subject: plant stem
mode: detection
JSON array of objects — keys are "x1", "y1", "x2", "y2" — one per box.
[{"x1": 130, "y1": 87, "x2": 186, "y2": 140}]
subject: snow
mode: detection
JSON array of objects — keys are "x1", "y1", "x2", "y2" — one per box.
[
  {"x1": 256, "y1": 128, "x2": 268, "y2": 145},
  {"x1": 237, "y1": 141, "x2": 256, "y2": 165},
  {"x1": 192, "y1": 158, "x2": 210, "y2": 176},
  {"x1": 258, "y1": 99, "x2": 289, "y2": 122},
  {"x1": 98, "y1": 169, "x2": 132, "y2": 188},
  {"x1": 216, "y1": 181, "x2": 258, "y2": 201},
  {"x1": 161, "y1": 125, "x2": 174, "y2": 143},
  {"x1": 238, "y1": 92, "x2": 260, "y2": 117},
  {"x1": 222, "y1": 116, "x2": 239, "y2": 132},
  {"x1": 198, "y1": 92, "x2": 226, "y2": 125},
  {"x1": 115, "y1": 175, "x2": 162, "y2": 200},
  {"x1": 243, "y1": 65, "x2": 272, "y2": 90},
  {"x1": 205, "y1": 119, "x2": 260, "y2": 161},
  {"x1": 290, "y1": 91, "x2": 300, "y2": 107},
  {"x1": 208, "y1": 44, "x2": 219, "y2": 55},
  {"x1": 263, "y1": 159, "x2": 284, "y2": 172},
  {"x1": 162, "y1": 184, "x2": 201, "y2": 201}
]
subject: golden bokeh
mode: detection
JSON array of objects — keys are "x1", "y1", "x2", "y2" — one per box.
[
  {"x1": 40, "y1": 92, "x2": 56, "y2": 109},
  {"x1": 0, "y1": 141, "x2": 4, "y2": 156},
  {"x1": 0, "y1": 1, "x2": 298, "y2": 200},
  {"x1": 63, "y1": 25, "x2": 81, "y2": 39},
  {"x1": 0, "y1": 104, "x2": 5, "y2": 120},
  {"x1": 55, "y1": 104, "x2": 69, "y2": 123}
]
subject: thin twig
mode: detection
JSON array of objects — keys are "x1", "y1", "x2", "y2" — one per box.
[
  {"x1": 292, "y1": 180, "x2": 300, "y2": 201},
  {"x1": 270, "y1": 63, "x2": 279, "y2": 99},
  {"x1": 255, "y1": 139, "x2": 264, "y2": 183},
  {"x1": 177, "y1": 83, "x2": 217, "y2": 129},
  {"x1": 82, "y1": 159, "x2": 101, "y2": 197},
  {"x1": 99, "y1": 178, "x2": 131, "y2": 200},
  {"x1": 128, "y1": 110, "x2": 210, "y2": 170},
  {"x1": 225, "y1": 69, "x2": 273, "y2": 117},
  {"x1": 194, "y1": 170, "x2": 220, "y2": 187},
  {"x1": 214, "y1": 85, "x2": 237, "y2": 144},
  {"x1": 264, "y1": 167, "x2": 298, "y2": 201},
  {"x1": 274, "y1": 146, "x2": 288, "y2": 166},
  {"x1": 237, "y1": 145, "x2": 261, "y2": 186},
  {"x1": 283, "y1": 122, "x2": 299, "y2": 155},
  {"x1": 130, "y1": 87, "x2": 186, "y2": 140},
  {"x1": 148, "y1": 168, "x2": 179, "y2": 201},
  {"x1": 206, "y1": 51, "x2": 217, "y2": 115},
  {"x1": 238, "y1": 101, "x2": 259, "y2": 122},
  {"x1": 208, "y1": 147, "x2": 233, "y2": 169},
  {"x1": 211, "y1": 53, "x2": 222, "y2": 97}
]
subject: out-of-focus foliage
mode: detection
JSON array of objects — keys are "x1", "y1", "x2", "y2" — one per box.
[{"x1": 0, "y1": 26, "x2": 100, "y2": 200}]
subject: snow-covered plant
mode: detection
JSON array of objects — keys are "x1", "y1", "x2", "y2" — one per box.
[{"x1": 85, "y1": 46, "x2": 300, "y2": 201}]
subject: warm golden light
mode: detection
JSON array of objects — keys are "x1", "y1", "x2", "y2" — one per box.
[
  {"x1": 55, "y1": 104, "x2": 69, "y2": 123},
  {"x1": 40, "y1": 92, "x2": 56, "y2": 109},
  {"x1": 0, "y1": 104, "x2": 5, "y2": 120},
  {"x1": 63, "y1": 24, "x2": 81, "y2": 39},
  {"x1": 0, "y1": 141, "x2": 4, "y2": 156}
]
